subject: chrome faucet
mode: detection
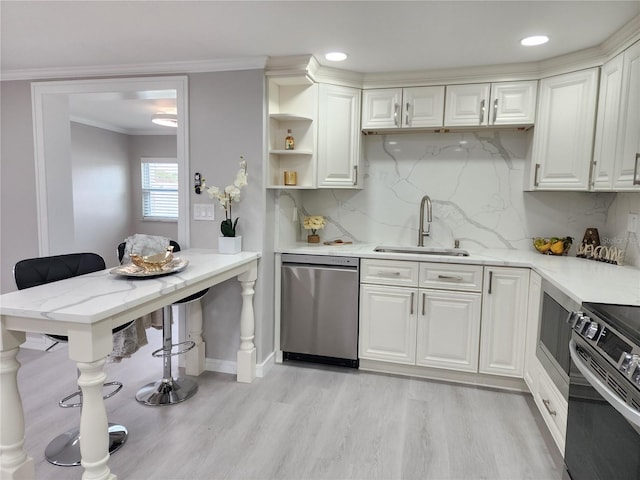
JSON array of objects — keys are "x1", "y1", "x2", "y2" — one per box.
[{"x1": 418, "y1": 195, "x2": 432, "y2": 247}]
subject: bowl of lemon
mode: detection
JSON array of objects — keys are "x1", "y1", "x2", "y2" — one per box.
[{"x1": 533, "y1": 237, "x2": 573, "y2": 255}]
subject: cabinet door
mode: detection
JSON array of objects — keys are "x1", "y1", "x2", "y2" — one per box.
[
  {"x1": 444, "y1": 83, "x2": 490, "y2": 126},
  {"x1": 523, "y1": 271, "x2": 542, "y2": 391},
  {"x1": 416, "y1": 289, "x2": 481, "y2": 372},
  {"x1": 593, "y1": 53, "x2": 624, "y2": 190},
  {"x1": 479, "y1": 267, "x2": 530, "y2": 377},
  {"x1": 403, "y1": 86, "x2": 445, "y2": 128},
  {"x1": 317, "y1": 84, "x2": 362, "y2": 188},
  {"x1": 490, "y1": 81, "x2": 537, "y2": 125},
  {"x1": 361, "y1": 88, "x2": 402, "y2": 129},
  {"x1": 359, "y1": 284, "x2": 417, "y2": 364},
  {"x1": 613, "y1": 40, "x2": 640, "y2": 190},
  {"x1": 529, "y1": 68, "x2": 598, "y2": 190}
]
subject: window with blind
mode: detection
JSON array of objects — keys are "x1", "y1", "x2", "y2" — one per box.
[{"x1": 141, "y1": 160, "x2": 178, "y2": 220}]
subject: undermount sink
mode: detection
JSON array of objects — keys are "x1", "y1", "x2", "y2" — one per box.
[{"x1": 374, "y1": 246, "x2": 470, "y2": 257}]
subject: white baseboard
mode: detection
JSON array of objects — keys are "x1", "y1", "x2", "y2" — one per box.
[{"x1": 204, "y1": 351, "x2": 276, "y2": 378}]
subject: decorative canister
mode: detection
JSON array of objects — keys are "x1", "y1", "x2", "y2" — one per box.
[{"x1": 284, "y1": 171, "x2": 297, "y2": 186}]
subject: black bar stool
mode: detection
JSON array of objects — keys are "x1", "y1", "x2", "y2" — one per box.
[
  {"x1": 13, "y1": 252, "x2": 129, "y2": 467},
  {"x1": 117, "y1": 240, "x2": 207, "y2": 406}
]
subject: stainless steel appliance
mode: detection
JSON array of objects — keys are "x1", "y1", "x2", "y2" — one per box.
[
  {"x1": 536, "y1": 279, "x2": 580, "y2": 399},
  {"x1": 564, "y1": 302, "x2": 640, "y2": 480},
  {"x1": 280, "y1": 254, "x2": 359, "y2": 368}
]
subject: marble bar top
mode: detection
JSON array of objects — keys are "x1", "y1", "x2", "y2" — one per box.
[
  {"x1": 276, "y1": 243, "x2": 640, "y2": 307},
  {"x1": 0, "y1": 249, "x2": 261, "y2": 329}
]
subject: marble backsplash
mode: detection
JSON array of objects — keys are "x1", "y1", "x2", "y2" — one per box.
[{"x1": 276, "y1": 131, "x2": 639, "y2": 267}]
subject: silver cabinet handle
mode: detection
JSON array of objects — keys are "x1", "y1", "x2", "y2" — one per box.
[
  {"x1": 405, "y1": 102, "x2": 410, "y2": 127},
  {"x1": 634, "y1": 153, "x2": 640, "y2": 186},
  {"x1": 353, "y1": 165, "x2": 358, "y2": 185},
  {"x1": 438, "y1": 274, "x2": 463, "y2": 281},
  {"x1": 410, "y1": 292, "x2": 414, "y2": 315},
  {"x1": 479, "y1": 99, "x2": 485, "y2": 124},
  {"x1": 488, "y1": 271, "x2": 493, "y2": 294},
  {"x1": 492, "y1": 98, "x2": 498, "y2": 124},
  {"x1": 422, "y1": 292, "x2": 426, "y2": 316},
  {"x1": 542, "y1": 399, "x2": 557, "y2": 416},
  {"x1": 534, "y1": 164, "x2": 541, "y2": 187},
  {"x1": 394, "y1": 103, "x2": 399, "y2": 127},
  {"x1": 377, "y1": 271, "x2": 401, "y2": 277}
]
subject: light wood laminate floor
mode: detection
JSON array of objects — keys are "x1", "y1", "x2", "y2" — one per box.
[{"x1": 16, "y1": 329, "x2": 565, "y2": 480}]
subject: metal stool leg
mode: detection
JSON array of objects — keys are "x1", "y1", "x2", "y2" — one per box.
[
  {"x1": 135, "y1": 304, "x2": 198, "y2": 406},
  {"x1": 45, "y1": 383, "x2": 127, "y2": 466}
]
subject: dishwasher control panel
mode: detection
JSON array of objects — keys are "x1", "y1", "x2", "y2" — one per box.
[{"x1": 281, "y1": 253, "x2": 359, "y2": 268}]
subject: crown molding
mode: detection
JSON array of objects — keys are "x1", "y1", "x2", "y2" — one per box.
[{"x1": 1, "y1": 56, "x2": 268, "y2": 82}]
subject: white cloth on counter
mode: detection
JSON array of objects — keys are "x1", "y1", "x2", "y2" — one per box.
[{"x1": 121, "y1": 233, "x2": 170, "y2": 264}]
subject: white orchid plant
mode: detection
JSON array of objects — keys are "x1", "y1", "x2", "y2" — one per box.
[
  {"x1": 303, "y1": 215, "x2": 326, "y2": 236},
  {"x1": 202, "y1": 157, "x2": 248, "y2": 237}
]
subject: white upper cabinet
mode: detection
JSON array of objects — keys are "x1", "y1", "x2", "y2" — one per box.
[
  {"x1": 592, "y1": 53, "x2": 624, "y2": 190},
  {"x1": 613, "y1": 40, "x2": 640, "y2": 190},
  {"x1": 317, "y1": 83, "x2": 362, "y2": 188},
  {"x1": 528, "y1": 68, "x2": 599, "y2": 190},
  {"x1": 444, "y1": 81, "x2": 537, "y2": 127},
  {"x1": 361, "y1": 86, "x2": 445, "y2": 130}
]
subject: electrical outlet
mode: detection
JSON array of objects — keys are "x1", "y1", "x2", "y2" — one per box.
[
  {"x1": 628, "y1": 213, "x2": 639, "y2": 233},
  {"x1": 292, "y1": 207, "x2": 298, "y2": 222}
]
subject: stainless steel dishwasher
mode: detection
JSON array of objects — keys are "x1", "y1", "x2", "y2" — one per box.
[{"x1": 280, "y1": 254, "x2": 359, "y2": 368}]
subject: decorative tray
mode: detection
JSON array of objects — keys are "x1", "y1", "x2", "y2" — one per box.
[{"x1": 110, "y1": 258, "x2": 189, "y2": 278}]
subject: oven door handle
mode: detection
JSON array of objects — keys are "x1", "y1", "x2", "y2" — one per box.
[{"x1": 569, "y1": 339, "x2": 640, "y2": 429}]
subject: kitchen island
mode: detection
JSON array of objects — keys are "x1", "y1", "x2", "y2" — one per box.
[{"x1": 0, "y1": 249, "x2": 260, "y2": 480}]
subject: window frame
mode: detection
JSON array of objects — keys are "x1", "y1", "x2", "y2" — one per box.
[{"x1": 140, "y1": 157, "x2": 179, "y2": 222}]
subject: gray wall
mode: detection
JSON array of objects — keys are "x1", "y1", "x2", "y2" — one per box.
[
  {"x1": 70, "y1": 122, "x2": 132, "y2": 266},
  {"x1": 0, "y1": 70, "x2": 275, "y2": 367}
]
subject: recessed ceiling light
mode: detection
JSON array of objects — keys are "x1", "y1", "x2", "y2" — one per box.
[
  {"x1": 325, "y1": 52, "x2": 347, "y2": 62},
  {"x1": 521, "y1": 35, "x2": 549, "y2": 47},
  {"x1": 152, "y1": 112, "x2": 178, "y2": 127}
]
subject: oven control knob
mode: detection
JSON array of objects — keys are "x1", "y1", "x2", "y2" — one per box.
[
  {"x1": 619, "y1": 353, "x2": 640, "y2": 376},
  {"x1": 584, "y1": 321, "x2": 600, "y2": 340},
  {"x1": 566, "y1": 311, "x2": 583, "y2": 328},
  {"x1": 574, "y1": 315, "x2": 590, "y2": 333},
  {"x1": 631, "y1": 365, "x2": 640, "y2": 386}
]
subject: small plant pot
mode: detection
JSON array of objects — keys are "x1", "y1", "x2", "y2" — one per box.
[
  {"x1": 219, "y1": 235, "x2": 242, "y2": 254},
  {"x1": 307, "y1": 234, "x2": 320, "y2": 244}
]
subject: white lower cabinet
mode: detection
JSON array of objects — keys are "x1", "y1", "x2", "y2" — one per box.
[
  {"x1": 416, "y1": 289, "x2": 481, "y2": 372},
  {"x1": 479, "y1": 267, "x2": 530, "y2": 377},
  {"x1": 534, "y1": 360, "x2": 568, "y2": 453},
  {"x1": 359, "y1": 284, "x2": 417, "y2": 364}
]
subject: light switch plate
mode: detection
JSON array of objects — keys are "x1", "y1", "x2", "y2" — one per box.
[
  {"x1": 193, "y1": 204, "x2": 215, "y2": 221},
  {"x1": 628, "y1": 213, "x2": 638, "y2": 233}
]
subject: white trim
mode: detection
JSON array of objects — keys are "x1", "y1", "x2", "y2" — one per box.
[
  {"x1": 205, "y1": 351, "x2": 275, "y2": 378},
  {"x1": 30, "y1": 76, "x2": 190, "y2": 255},
  {"x1": 2, "y1": 56, "x2": 268, "y2": 82}
]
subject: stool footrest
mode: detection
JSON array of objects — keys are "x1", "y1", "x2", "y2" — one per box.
[
  {"x1": 59, "y1": 381, "x2": 124, "y2": 408},
  {"x1": 151, "y1": 340, "x2": 196, "y2": 358}
]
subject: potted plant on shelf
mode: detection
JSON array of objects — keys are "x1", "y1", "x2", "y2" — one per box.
[
  {"x1": 303, "y1": 215, "x2": 325, "y2": 243},
  {"x1": 202, "y1": 157, "x2": 248, "y2": 254}
]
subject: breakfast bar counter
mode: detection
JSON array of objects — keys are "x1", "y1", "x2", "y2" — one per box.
[{"x1": 0, "y1": 249, "x2": 260, "y2": 480}]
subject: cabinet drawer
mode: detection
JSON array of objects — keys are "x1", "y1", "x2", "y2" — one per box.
[
  {"x1": 419, "y1": 263, "x2": 483, "y2": 292},
  {"x1": 534, "y1": 366, "x2": 567, "y2": 453},
  {"x1": 360, "y1": 259, "x2": 419, "y2": 287}
]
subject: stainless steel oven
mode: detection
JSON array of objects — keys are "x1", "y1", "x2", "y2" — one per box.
[
  {"x1": 536, "y1": 279, "x2": 580, "y2": 399},
  {"x1": 564, "y1": 302, "x2": 640, "y2": 480}
]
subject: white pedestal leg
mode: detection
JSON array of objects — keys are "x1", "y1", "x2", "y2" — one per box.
[
  {"x1": 237, "y1": 263, "x2": 257, "y2": 383},
  {"x1": 77, "y1": 359, "x2": 116, "y2": 480},
  {"x1": 185, "y1": 300, "x2": 205, "y2": 376},
  {"x1": 0, "y1": 346, "x2": 35, "y2": 479}
]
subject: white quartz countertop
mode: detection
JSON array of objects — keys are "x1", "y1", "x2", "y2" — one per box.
[
  {"x1": 276, "y1": 243, "x2": 640, "y2": 306},
  {"x1": 0, "y1": 250, "x2": 261, "y2": 324}
]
